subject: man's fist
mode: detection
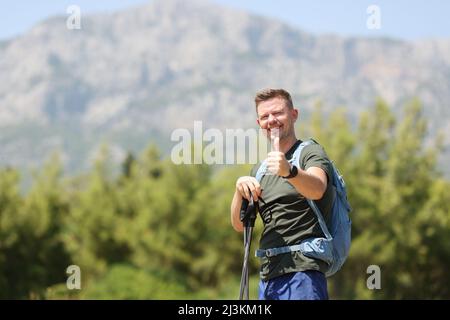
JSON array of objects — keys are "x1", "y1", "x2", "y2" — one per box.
[
  {"x1": 236, "y1": 176, "x2": 262, "y2": 201},
  {"x1": 266, "y1": 151, "x2": 291, "y2": 177}
]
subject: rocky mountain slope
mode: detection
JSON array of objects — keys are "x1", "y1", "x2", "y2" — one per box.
[{"x1": 0, "y1": 0, "x2": 448, "y2": 174}]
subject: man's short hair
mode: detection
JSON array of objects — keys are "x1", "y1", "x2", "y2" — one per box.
[{"x1": 254, "y1": 88, "x2": 294, "y2": 111}]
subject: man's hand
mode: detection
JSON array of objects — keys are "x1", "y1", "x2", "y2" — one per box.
[
  {"x1": 266, "y1": 151, "x2": 291, "y2": 177},
  {"x1": 236, "y1": 176, "x2": 262, "y2": 201},
  {"x1": 266, "y1": 127, "x2": 291, "y2": 177}
]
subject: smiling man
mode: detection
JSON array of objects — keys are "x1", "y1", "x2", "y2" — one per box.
[{"x1": 230, "y1": 88, "x2": 335, "y2": 300}]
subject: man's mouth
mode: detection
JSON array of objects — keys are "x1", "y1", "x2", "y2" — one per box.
[{"x1": 268, "y1": 126, "x2": 282, "y2": 135}]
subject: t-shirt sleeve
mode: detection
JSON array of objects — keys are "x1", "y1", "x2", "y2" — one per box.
[{"x1": 300, "y1": 144, "x2": 332, "y2": 182}]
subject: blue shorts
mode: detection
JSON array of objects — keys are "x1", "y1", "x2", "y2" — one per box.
[{"x1": 258, "y1": 271, "x2": 328, "y2": 300}]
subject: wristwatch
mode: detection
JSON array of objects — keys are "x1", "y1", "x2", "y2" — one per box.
[{"x1": 282, "y1": 164, "x2": 298, "y2": 179}]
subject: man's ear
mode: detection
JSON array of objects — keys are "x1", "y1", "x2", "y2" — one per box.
[{"x1": 292, "y1": 108, "x2": 299, "y2": 121}]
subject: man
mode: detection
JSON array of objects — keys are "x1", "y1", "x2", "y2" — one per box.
[{"x1": 230, "y1": 88, "x2": 335, "y2": 300}]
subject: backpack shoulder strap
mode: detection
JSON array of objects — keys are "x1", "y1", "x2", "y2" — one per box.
[
  {"x1": 254, "y1": 161, "x2": 267, "y2": 182},
  {"x1": 291, "y1": 139, "x2": 316, "y2": 169},
  {"x1": 295, "y1": 139, "x2": 333, "y2": 241}
]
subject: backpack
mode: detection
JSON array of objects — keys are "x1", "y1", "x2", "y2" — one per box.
[{"x1": 254, "y1": 139, "x2": 352, "y2": 277}]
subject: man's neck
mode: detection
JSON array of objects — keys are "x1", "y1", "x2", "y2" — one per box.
[{"x1": 277, "y1": 135, "x2": 298, "y2": 154}]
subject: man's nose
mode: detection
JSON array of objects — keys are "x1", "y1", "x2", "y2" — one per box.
[{"x1": 268, "y1": 114, "x2": 279, "y2": 125}]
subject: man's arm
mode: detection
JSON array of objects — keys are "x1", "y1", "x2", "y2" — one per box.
[
  {"x1": 230, "y1": 190, "x2": 244, "y2": 232},
  {"x1": 286, "y1": 166, "x2": 327, "y2": 200},
  {"x1": 266, "y1": 150, "x2": 328, "y2": 200}
]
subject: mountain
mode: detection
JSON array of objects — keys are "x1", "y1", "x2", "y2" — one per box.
[{"x1": 0, "y1": 0, "x2": 449, "y2": 174}]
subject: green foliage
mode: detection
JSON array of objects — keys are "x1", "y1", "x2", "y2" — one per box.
[
  {"x1": 0, "y1": 99, "x2": 448, "y2": 299},
  {"x1": 81, "y1": 264, "x2": 188, "y2": 299},
  {"x1": 304, "y1": 99, "x2": 450, "y2": 299},
  {"x1": 0, "y1": 155, "x2": 71, "y2": 298}
]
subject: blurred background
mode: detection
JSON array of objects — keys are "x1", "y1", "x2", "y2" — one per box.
[{"x1": 0, "y1": 0, "x2": 449, "y2": 299}]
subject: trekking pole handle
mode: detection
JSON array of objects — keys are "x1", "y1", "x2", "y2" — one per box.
[
  {"x1": 240, "y1": 197, "x2": 258, "y2": 228},
  {"x1": 240, "y1": 198, "x2": 249, "y2": 222}
]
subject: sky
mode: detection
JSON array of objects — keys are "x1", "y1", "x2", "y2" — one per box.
[{"x1": 1, "y1": 0, "x2": 450, "y2": 41}]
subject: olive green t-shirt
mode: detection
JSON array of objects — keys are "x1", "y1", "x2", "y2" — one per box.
[{"x1": 250, "y1": 139, "x2": 335, "y2": 281}]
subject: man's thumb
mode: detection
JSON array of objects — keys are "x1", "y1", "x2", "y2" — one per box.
[{"x1": 271, "y1": 128, "x2": 280, "y2": 151}]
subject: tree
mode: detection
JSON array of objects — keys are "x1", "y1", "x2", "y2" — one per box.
[
  {"x1": 0, "y1": 156, "x2": 71, "y2": 298},
  {"x1": 304, "y1": 99, "x2": 450, "y2": 299}
]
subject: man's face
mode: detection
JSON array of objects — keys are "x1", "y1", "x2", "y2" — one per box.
[{"x1": 256, "y1": 97, "x2": 298, "y2": 141}]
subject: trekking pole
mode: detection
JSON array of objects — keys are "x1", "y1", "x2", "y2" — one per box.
[{"x1": 239, "y1": 197, "x2": 258, "y2": 300}]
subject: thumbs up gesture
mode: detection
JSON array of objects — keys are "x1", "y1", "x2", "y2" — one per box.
[{"x1": 266, "y1": 128, "x2": 291, "y2": 177}]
